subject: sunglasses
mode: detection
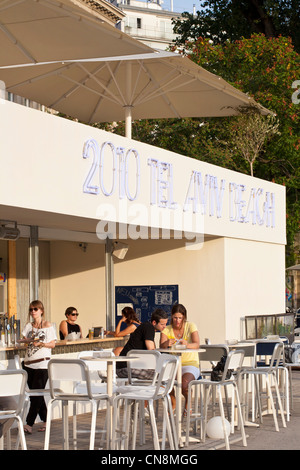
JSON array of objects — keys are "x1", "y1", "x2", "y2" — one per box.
[
  {"x1": 69, "y1": 313, "x2": 79, "y2": 316},
  {"x1": 29, "y1": 307, "x2": 39, "y2": 312}
]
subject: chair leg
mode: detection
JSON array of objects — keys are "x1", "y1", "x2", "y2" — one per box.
[
  {"x1": 202, "y1": 384, "x2": 211, "y2": 443},
  {"x1": 16, "y1": 417, "x2": 27, "y2": 450},
  {"x1": 265, "y1": 376, "x2": 279, "y2": 432},
  {"x1": 217, "y1": 385, "x2": 230, "y2": 450},
  {"x1": 233, "y1": 384, "x2": 247, "y2": 447},
  {"x1": 167, "y1": 394, "x2": 178, "y2": 450},
  {"x1": 149, "y1": 400, "x2": 160, "y2": 450},
  {"x1": 254, "y1": 374, "x2": 263, "y2": 423},
  {"x1": 62, "y1": 400, "x2": 69, "y2": 450},
  {"x1": 44, "y1": 400, "x2": 54, "y2": 450},
  {"x1": 272, "y1": 373, "x2": 287, "y2": 428},
  {"x1": 89, "y1": 400, "x2": 97, "y2": 450},
  {"x1": 162, "y1": 397, "x2": 175, "y2": 450},
  {"x1": 185, "y1": 383, "x2": 193, "y2": 446},
  {"x1": 131, "y1": 401, "x2": 139, "y2": 450},
  {"x1": 72, "y1": 401, "x2": 77, "y2": 450},
  {"x1": 111, "y1": 397, "x2": 119, "y2": 450}
]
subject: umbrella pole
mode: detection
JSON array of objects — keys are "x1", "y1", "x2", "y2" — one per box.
[
  {"x1": 125, "y1": 62, "x2": 132, "y2": 140},
  {"x1": 125, "y1": 106, "x2": 132, "y2": 139},
  {"x1": 0, "y1": 80, "x2": 6, "y2": 100}
]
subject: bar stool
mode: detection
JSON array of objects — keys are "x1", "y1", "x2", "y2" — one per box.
[
  {"x1": 112, "y1": 354, "x2": 179, "y2": 450},
  {"x1": 0, "y1": 369, "x2": 28, "y2": 450},
  {"x1": 186, "y1": 350, "x2": 247, "y2": 450},
  {"x1": 242, "y1": 342, "x2": 287, "y2": 432},
  {"x1": 185, "y1": 344, "x2": 229, "y2": 444},
  {"x1": 44, "y1": 359, "x2": 109, "y2": 450}
]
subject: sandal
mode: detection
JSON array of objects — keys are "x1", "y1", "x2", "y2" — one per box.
[
  {"x1": 38, "y1": 425, "x2": 46, "y2": 432},
  {"x1": 24, "y1": 425, "x2": 32, "y2": 434}
]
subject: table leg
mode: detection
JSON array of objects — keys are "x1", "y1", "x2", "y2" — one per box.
[{"x1": 106, "y1": 361, "x2": 113, "y2": 449}]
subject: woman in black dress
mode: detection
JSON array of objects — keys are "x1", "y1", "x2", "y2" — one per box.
[{"x1": 59, "y1": 306, "x2": 82, "y2": 340}]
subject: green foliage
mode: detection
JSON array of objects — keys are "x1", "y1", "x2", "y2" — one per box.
[
  {"x1": 172, "y1": 0, "x2": 300, "y2": 53},
  {"x1": 186, "y1": 34, "x2": 300, "y2": 264},
  {"x1": 97, "y1": 34, "x2": 299, "y2": 265}
]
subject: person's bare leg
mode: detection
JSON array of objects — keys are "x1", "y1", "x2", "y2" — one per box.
[{"x1": 182, "y1": 372, "x2": 194, "y2": 414}]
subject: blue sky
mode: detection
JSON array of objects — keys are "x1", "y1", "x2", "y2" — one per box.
[
  {"x1": 138, "y1": 1, "x2": 201, "y2": 14},
  {"x1": 168, "y1": 1, "x2": 201, "y2": 13}
]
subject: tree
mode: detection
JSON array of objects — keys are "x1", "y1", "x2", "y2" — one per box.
[
  {"x1": 173, "y1": 0, "x2": 300, "y2": 53},
  {"x1": 180, "y1": 34, "x2": 300, "y2": 265},
  {"x1": 99, "y1": 34, "x2": 299, "y2": 265},
  {"x1": 226, "y1": 106, "x2": 280, "y2": 176}
]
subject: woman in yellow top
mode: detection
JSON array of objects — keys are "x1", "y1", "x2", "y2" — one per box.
[{"x1": 160, "y1": 303, "x2": 200, "y2": 415}]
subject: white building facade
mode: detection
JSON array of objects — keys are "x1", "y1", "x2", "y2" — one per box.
[
  {"x1": 0, "y1": 99, "x2": 286, "y2": 343},
  {"x1": 109, "y1": 0, "x2": 181, "y2": 49}
]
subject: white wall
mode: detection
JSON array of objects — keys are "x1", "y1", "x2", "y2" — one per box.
[
  {"x1": 224, "y1": 238, "x2": 286, "y2": 341},
  {"x1": 49, "y1": 236, "x2": 285, "y2": 344},
  {"x1": 50, "y1": 241, "x2": 106, "y2": 338}
]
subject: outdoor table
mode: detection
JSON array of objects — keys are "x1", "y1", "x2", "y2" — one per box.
[
  {"x1": 80, "y1": 355, "x2": 138, "y2": 448},
  {"x1": 158, "y1": 347, "x2": 204, "y2": 447}
]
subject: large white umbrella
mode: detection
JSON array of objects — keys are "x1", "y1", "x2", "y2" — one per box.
[
  {"x1": 0, "y1": 0, "x2": 153, "y2": 66},
  {"x1": 286, "y1": 265, "x2": 300, "y2": 271},
  {"x1": 0, "y1": 50, "x2": 270, "y2": 138}
]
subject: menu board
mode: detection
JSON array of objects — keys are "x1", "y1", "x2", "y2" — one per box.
[{"x1": 115, "y1": 284, "x2": 179, "y2": 324}]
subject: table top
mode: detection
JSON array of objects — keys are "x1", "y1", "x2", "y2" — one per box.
[
  {"x1": 80, "y1": 355, "x2": 138, "y2": 362},
  {"x1": 157, "y1": 348, "x2": 205, "y2": 354}
]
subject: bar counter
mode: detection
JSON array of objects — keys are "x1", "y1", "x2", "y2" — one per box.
[{"x1": 0, "y1": 336, "x2": 127, "y2": 361}]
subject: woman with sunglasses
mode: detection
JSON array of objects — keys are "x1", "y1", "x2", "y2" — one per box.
[
  {"x1": 19, "y1": 300, "x2": 56, "y2": 434},
  {"x1": 59, "y1": 306, "x2": 82, "y2": 340}
]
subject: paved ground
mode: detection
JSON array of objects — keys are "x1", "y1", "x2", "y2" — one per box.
[{"x1": 5, "y1": 369, "x2": 300, "y2": 452}]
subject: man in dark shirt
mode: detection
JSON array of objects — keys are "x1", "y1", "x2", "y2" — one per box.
[{"x1": 116, "y1": 308, "x2": 168, "y2": 379}]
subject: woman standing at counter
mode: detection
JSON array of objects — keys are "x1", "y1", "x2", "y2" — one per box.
[
  {"x1": 20, "y1": 300, "x2": 56, "y2": 434},
  {"x1": 160, "y1": 303, "x2": 200, "y2": 415}
]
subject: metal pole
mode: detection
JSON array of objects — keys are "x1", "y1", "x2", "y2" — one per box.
[
  {"x1": 125, "y1": 61, "x2": 132, "y2": 139},
  {"x1": 125, "y1": 106, "x2": 132, "y2": 139},
  {"x1": 105, "y1": 238, "x2": 115, "y2": 331},
  {"x1": 29, "y1": 226, "x2": 39, "y2": 301}
]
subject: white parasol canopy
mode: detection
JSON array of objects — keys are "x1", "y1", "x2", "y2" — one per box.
[
  {"x1": 0, "y1": 50, "x2": 271, "y2": 138},
  {"x1": 286, "y1": 265, "x2": 300, "y2": 271},
  {"x1": 0, "y1": 0, "x2": 153, "y2": 67}
]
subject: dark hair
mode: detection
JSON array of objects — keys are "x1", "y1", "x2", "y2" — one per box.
[
  {"x1": 171, "y1": 303, "x2": 187, "y2": 325},
  {"x1": 151, "y1": 308, "x2": 168, "y2": 324},
  {"x1": 122, "y1": 306, "x2": 140, "y2": 325},
  {"x1": 65, "y1": 306, "x2": 77, "y2": 318}
]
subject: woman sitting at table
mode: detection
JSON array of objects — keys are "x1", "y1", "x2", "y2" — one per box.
[
  {"x1": 59, "y1": 306, "x2": 82, "y2": 340},
  {"x1": 160, "y1": 303, "x2": 200, "y2": 415},
  {"x1": 105, "y1": 306, "x2": 141, "y2": 355}
]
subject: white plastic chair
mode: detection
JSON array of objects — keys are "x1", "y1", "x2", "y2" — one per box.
[
  {"x1": 186, "y1": 350, "x2": 247, "y2": 450},
  {"x1": 121, "y1": 349, "x2": 161, "y2": 446},
  {"x1": 14, "y1": 354, "x2": 56, "y2": 402},
  {"x1": 126, "y1": 349, "x2": 161, "y2": 385},
  {"x1": 73, "y1": 350, "x2": 118, "y2": 449},
  {"x1": 0, "y1": 369, "x2": 28, "y2": 450},
  {"x1": 243, "y1": 342, "x2": 287, "y2": 432},
  {"x1": 77, "y1": 350, "x2": 115, "y2": 386},
  {"x1": 44, "y1": 359, "x2": 109, "y2": 450},
  {"x1": 112, "y1": 354, "x2": 179, "y2": 450},
  {"x1": 14, "y1": 354, "x2": 63, "y2": 449},
  {"x1": 185, "y1": 344, "x2": 230, "y2": 440}
]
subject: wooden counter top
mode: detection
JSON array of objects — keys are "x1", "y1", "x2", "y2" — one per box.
[{"x1": 0, "y1": 336, "x2": 127, "y2": 360}]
